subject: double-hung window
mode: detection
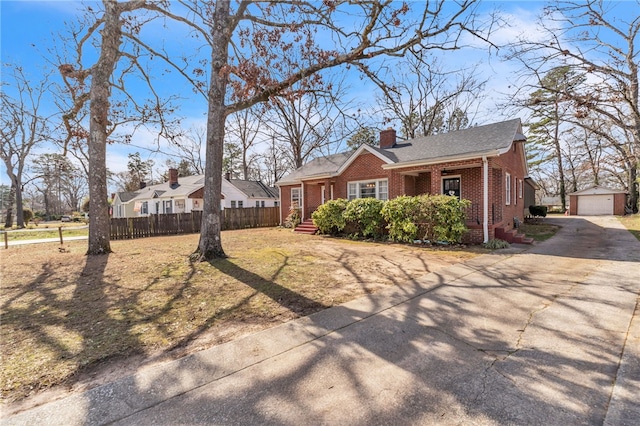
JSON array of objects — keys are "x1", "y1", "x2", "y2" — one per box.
[
  {"x1": 505, "y1": 173, "x2": 512, "y2": 206},
  {"x1": 291, "y1": 187, "x2": 301, "y2": 208},
  {"x1": 141, "y1": 201, "x2": 148, "y2": 215},
  {"x1": 347, "y1": 179, "x2": 389, "y2": 201},
  {"x1": 518, "y1": 179, "x2": 523, "y2": 200}
]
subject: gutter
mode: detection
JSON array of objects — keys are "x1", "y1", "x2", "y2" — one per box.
[{"x1": 382, "y1": 150, "x2": 502, "y2": 170}]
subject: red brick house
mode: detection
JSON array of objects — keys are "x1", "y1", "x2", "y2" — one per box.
[{"x1": 276, "y1": 119, "x2": 532, "y2": 243}]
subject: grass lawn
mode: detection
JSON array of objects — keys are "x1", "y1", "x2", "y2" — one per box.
[
  {"x1": 2, "y1": 226, "x2": 88, "y2": 242},
  {"x1": 519, "y1": 221, "x2": 561, "y2": 242},
  {"x1": 619, "y1": 213, "x2": 640, "y2": 241},
  {"x1": 0, "y1": 228, "x2": 482, "y2": 407}
]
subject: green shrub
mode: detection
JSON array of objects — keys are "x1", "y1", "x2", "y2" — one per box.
[
  {"x1": 529, "y1": 205, "x2": 547, "y2": 217},
  {"x1": 381, "y1": 196, "x2": 422, "y2": 242},
  {"x1": 343, "y1": 197, "x2": 386, "y2": 238},
  {"x1": 483, "y1": 239, "x2": 511, "y2": 249},
  {"x1": 382, "y1": 194, "x2": 470, "y2": 243},
  {"x1": 312, "y1": 199, "x2": 348, "y2": 235},
  {"x1": 425, "y1": 195, "x2": 470, "y2": 243}
]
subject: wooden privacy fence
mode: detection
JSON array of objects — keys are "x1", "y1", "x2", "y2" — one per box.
[{"x1": 110, "y1": 207, "x2": 280, "y2": 240}]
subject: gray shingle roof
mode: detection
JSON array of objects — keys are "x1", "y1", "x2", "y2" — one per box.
[
  {"x1": 384, "y1": 118, "x2": 523, "y2": 164},
  {"x1": 277, "y1": 119, "x2": 523, "y2": 184},
  {"x1": 229, "y1": 179, "x2": 279, "y2": 198},
  {"x1": 117, "y1": 191, "x2": 140, "y2": 202},
  {"x1": 128, "y1": 174, "x2": 207, "y2": 202},
  {"x1": 276, "y1": 151, "x2": 352, "y2": 185}
]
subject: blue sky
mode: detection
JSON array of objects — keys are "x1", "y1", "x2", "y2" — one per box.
[{"x1": 1, "y1": 0, "x2": 638, "y2": 187}]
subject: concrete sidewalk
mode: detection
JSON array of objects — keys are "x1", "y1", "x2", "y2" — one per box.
[{"x1": 2, "y1": 216, "x2": 639, "y2": 425}]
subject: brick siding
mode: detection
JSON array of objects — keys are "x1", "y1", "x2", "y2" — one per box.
[{"x1": 278, "y1": 141, "x2": 528, "y2": 243}]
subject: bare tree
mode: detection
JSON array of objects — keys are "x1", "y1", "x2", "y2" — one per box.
[
  {"x1": 505, "y1": 0, "x2": 640, "y2": 212},
  {"x1": 30, "y1": 153, "x2": 82, "y2": 217},
  {"x1": 168, "y1": 125, "x2": 206, "y2": 175},
  {"x1": 264, "y1": 85, "x2": 351, "y2": 170},
  {"x1": 0, "y1": 65, "x2": 51, "y2": 228},
  {"x1": 57, "y1": 0, "x2": 180, "y2": 254},
  {"x1": 364, "y1": 51, "x2": 487, "y2": 139},
  {"x1": 225, "y1": 105, "x2": 264, "y2": 180},
  {"x1": 178, "y1": 0, "x2": 494, "y2": 260}
]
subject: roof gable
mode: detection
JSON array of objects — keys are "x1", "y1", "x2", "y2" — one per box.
[{"x1": 336, "y1": 144, "x2": 395, "y2": 175}]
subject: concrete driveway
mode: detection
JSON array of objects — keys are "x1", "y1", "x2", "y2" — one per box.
[{"x1": 3, "y1": 216, "x2": 639, "y2": 425}]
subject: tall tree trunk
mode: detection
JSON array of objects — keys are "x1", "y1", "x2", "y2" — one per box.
[
  {"x1": 14, "y1": 174, "x2": 25, "y2": 228},
  {"x1": 629, "y1": 165, "x2": 638, "y2": 213},
  {"x1": 86, "y1": 0, "x2": 123, "y2": 255},
  {"x1": 4, "y1": 182, "x2": 15, "y2": 228},
  {"x1": 194, "y1": 0, "x2": 231, "y2": 260},
  {"x1": 553, "y1": 102, "x2": 567, "y2": 212}
]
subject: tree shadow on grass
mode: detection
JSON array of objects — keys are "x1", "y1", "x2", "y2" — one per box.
[{"x1": 1, "y1": 253, "x2": 145, "y2": 406}]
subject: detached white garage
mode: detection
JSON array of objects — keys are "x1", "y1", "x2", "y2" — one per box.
[{"x1": 569, "y1": 186, "x2": 627, "y2": 216}]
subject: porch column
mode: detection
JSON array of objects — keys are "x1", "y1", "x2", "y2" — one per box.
[
  {"x1": 430, "y1": 167, "x2": 442, "y2": 194},
  {"x1": 301, "y1": 182, "x2": 305, "y2": 220},
  {"x1": 482, "y1": 156, "x2": 489, "y2": 243}
]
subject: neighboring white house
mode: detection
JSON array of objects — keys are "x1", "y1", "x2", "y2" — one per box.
[
  {"x1": 112, "y1": 169, "x2": 279, "y2": 218},
  {"x1": 221, "y1": 177, "x2": 279, "y2": 209}
]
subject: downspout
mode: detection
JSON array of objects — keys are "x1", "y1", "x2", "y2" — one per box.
[
  {"x1": 301, "y1": 183, "x2": 305, "y2": 220},
  {"x1": 278, "y1": 185, "x2": 282, "y2": 225},
  {"x1": 483, "y1": 156, "x2": 489, "y2": 243}
]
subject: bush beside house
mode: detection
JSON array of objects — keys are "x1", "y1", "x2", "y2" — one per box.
[{"x1": 313, "y1": 195, "x2": 470, "y2": 244}]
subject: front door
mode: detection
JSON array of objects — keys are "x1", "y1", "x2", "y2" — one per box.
[{"x1": 443, "y1": 177, "x2": 461, "y2": 199}]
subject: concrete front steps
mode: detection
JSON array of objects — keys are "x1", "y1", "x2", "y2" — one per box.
[
  {"x1": 495, "y1": 227, "x2": 534, "y2": 244},
  {"x1": 294, "y1": 219, "x2": 318, "y2": 235}
]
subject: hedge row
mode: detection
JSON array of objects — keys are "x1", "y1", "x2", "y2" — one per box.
[{"x1": 311, "y1": 195, "x2": 470, "y2": 243}]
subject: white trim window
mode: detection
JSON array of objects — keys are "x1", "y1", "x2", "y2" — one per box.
[
  {"x1": 347, "y1": 179, "x2": 388, "y2": 201},
  {"x1": 518, "y1": 179, "x2": 523, "y2": 199},
  {"x1": 505, "y1": 173, "x2": 512, "y2": 206},
  {"x1": 291, "y1": 187, "x2": 301, "y2": 208},
  {"x1": 141, "y1": 201, "x2": 149, "y2": 215}
]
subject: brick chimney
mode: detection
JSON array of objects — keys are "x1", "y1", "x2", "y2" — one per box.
[
  {"x1": 225, "y1": 171, "x2": 231, "y2": 181},
  {"x1": 139, "y1": 181, "x2": 146, "y2": 190},
  {"x1": 169, "y1": 168, "x2": 179, "y2": 188},
  {"x1": 380, "y1": 128, "x2": 396, "y2": 149}
]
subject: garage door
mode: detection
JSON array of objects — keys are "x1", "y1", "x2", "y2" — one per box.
[{"x1": 578, "y1": 194, "x2": 613, "y2": 215}]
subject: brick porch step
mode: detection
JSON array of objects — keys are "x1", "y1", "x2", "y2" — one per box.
[
  {"x1": 495, "y1": 227, "x2": 533, "y2": 244},
  {"x1": 294, "y1": 219, "x2": 318, "y2": 235}
]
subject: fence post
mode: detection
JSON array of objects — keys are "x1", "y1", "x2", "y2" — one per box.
[
  {"x1": 58, "y1": 226, "x2": 63, "y2": 245},
  {"x1": 3, "y1": 231, "x2": 7, "y2": 249}
]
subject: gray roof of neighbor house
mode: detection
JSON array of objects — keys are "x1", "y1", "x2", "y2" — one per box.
[
  {"x1": 118, "y1": 174, "x2": 278, "y2": 204},
  {"x1": 127, "y1": 174, "x2": 206, "y2": 202},
  {"x1": 117, "y1": 191, "x2": 140, "y2": 202},
  {"x1": 229, "y1": 179, "x2": 279, "y2": 199},
  {"x1": 276, "y1": 119, "x2": 525, "y2": 185}
]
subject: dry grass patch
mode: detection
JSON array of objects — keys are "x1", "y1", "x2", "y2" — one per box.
[
  {"x1": 1, "y1": 228, "x2": 481, "y2": 409},
  {"x1": 519, "y1": 221, "x2": 561, "y2": 242},
  {"x1": 619, "y1": 213, "x2": 640, "y2": 241}
]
